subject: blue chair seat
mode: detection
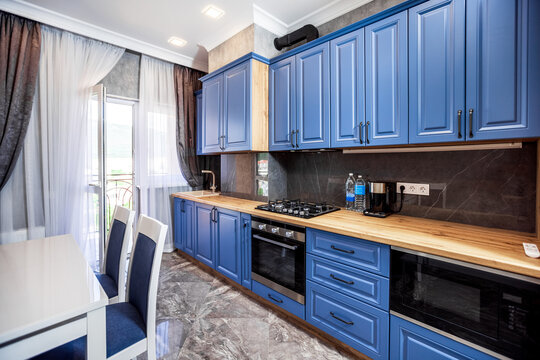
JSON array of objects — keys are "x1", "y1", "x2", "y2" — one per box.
[
  {"x1": 95, "y1": 273, "x2": 118, "y2": 299},
  {"x1": 33, "y1": 302, "x2": 146, "y2": 359}
]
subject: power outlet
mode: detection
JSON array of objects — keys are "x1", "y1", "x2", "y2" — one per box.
[{"x1": 397, "y1": 182, "x2": 430, "y2": 196}]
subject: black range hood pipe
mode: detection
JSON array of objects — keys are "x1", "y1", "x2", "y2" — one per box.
[{"x1": 274, "y1": 24, "x2": 319, "y2": 51}]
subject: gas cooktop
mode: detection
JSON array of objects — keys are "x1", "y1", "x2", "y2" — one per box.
[{"x1": 255, "y1": 199, "x2": 340, "y2": 219}]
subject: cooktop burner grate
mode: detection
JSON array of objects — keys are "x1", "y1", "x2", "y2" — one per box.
[{"x1": 255, "y1": 199, "x2": 340, "y2": 219}]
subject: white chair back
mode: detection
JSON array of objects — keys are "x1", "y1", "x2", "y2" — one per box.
[
  {"x1": 125, "y1": 214, "x2": 167, "y2": 360},
  {"x1": 102, "y1": 205, "x2": 135, "y2": 302}
]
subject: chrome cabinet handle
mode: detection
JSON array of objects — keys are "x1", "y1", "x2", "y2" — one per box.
[
  {"x1": 330, "y1": 273, "x2": 354, "y2": 285},
  {"x1": 331, "y1": 245, "x2": 355, "y2": 254},
  {"x1": 295, "y1": 129, "x2": 299, "y2": 148},
  {"x1": 268, "y1": 294, "x2": 283, "y2": 303},
  {"x1": 330, "y1": 312, "x2": 354, "y2": 325},
  {"x1": 365, "y1": 121, "x2": 370, "y2": 144},
  {"x1": 290, "y1": 130, "x2": 295, "y2": 148},
  {"x1": 359, "y1": 122, "x2": 363, "y2": 144},
  {"x1": 468, "y1": 109, "x2": 474, "y2": 138},
  {"x1": 457, "y1": 110, "x2": 462, "y2": 139}
]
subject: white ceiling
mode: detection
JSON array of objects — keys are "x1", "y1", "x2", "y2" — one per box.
[{"x1": 0, "y1": 0, "x2": 372, "y2": 72}]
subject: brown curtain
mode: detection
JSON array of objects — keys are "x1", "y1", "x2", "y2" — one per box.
[
  {"x1": 174, "y1": 64, "x2": 208, "y2": 188},
  {"x1": 0, "y1": 12, "x2": 41, "y2": 191}
]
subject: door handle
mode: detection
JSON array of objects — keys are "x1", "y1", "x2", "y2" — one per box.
[
  {"x1": 181, "y1": 199, "x2": 185, "y2": 213},
  {"x1": 330, "y1": 274, "x2": 354, "y2": 285},
  {"x1": 290, "y1": 130, "x2": 295, "y2": 148},
  {"x1": 359, "y1": 122, "x2": 363, "y2": 144},
  {"x1": 331, "y1": 245, "x2": 355, "y2": 254},
  {"x1": 268, "y1": 294, "x2": 283, "y2": 303},
  {"x1": 468, "y1": 109, "x2": 474, "y2": 138},
  {"x1": 295, "y1": 129, "x2": 299, "y2": 148},
  {"x1": 457, "y1": 110, "x2": 462, "y2": 139},
  {"x1": 330, "y1": 312, "x2": 354, "y2": 325},
  {"x1": 365, "y1": 121, "x2": 370, "y2": 144},
  {"x1": 211, "y1": 207, "x2": 216, "y2": 223}
]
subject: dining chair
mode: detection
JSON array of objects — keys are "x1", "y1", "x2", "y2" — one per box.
[
  {"x1": 34, "y1": 214, "x2": 168, "y2": 360},
  {"x1": 96, "y1": 205, "x2": 135, "y2": 303}
]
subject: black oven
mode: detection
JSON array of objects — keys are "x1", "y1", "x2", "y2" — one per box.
[
  {"x1": 390, "y1": 247, "x2": 540, "y2": 359},
  {"x1": 251, "y1": 217, "x2": 305, "y2": 304}
]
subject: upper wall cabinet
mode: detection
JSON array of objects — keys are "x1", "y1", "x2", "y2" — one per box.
[
  {"x1": 365, "y1": 11, "x2": 409, "y2": 146},
  {"x1": 330, "y1": 29, "x2": 365, "y2": 148},
  {"x1": 269, "y1": 56, "x2": 296, "y2": 151},
  {"x1": 466, "y1": 0, "x2": 540, "y2": 140},
  {"x1": 409, "y1": 0, "x2": 466, "y2": 144},
  {"x1": 196, "y1": 90, "x2": 203, "y2": 154},
  {"x1": 199, "y1": 54, "x2": 269, "y2": 154},
  {"x1": 269, "y1": 43, "x2": 330, "y2": 150}
]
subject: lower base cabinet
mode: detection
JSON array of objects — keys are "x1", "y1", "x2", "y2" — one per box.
[
  {"x1": 240, "y1": 214, "x2": 251, "y2": 289},
  {"x1": 390, "y1": 315, "x2": 497, "y2": 360},
  {"x1": 194, "y1": 203, "x2": 215, "y2": 268},
  {"x1": 307, "y1": 280, "x2": 389, "y2": 360},
  {"x1": 252, "y1": 280, "x2": 305, "y2": 319},
  {"x1": 215, "y1": 208, "x2": 242, "y2": 284}
]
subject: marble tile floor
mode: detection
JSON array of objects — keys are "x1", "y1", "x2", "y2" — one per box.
[{"x1": 142, "y1": 251, "x2": 356, "y2": 360}]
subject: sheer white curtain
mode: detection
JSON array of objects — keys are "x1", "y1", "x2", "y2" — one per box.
[
  {"x1": 136, "y1": 55, "x2": 189, "y2": 252},
  {"x1": 0, "y1": 26, "x2": 124, "y2": 269}
]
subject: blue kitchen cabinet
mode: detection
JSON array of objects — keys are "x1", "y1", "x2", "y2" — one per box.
[
  {"x1": 365, "y1": 11, "x2": 408, "y2": 146},
  {"x1": 201, "y1": 74, "x2": 223, "y2": 153},
  {"x1": 307, "y1": 280, "x2": 389, "y2": 360},
  {"x1": 173, "y1": 198, "x2": 183, "y2": 251},
  {"x1": 269, "y1": 56, "x2": 296, "y2": 151},
  {"x1": 194, "y1": 202, "x2": 215, "y2": 268},
  {"x1": 330, "y1": 29, "x2": 365, "y2": 148},
  {"x1": 182, "y1": 200, "x2": 195, "y2": 257},
  {"x1": 296, "y1": 42, "x2": 330, "y2": 149},
  {"x1": 215, "y1": 208, "x2": 242, "y2": 284},
  {"x1": 390, "y1": 315, "x2": 497, "y2": 360},
  {"x1": 223, "y1": 62, "x2": 250, "y2": 151},
  {"x1": 409, "y1": 0, "x2": 466, "y2": 144},
  {"x1": 195, "y1": 90, "x2": 202, "y2": 155},
  {"x1": 240, "y1": 213, "x2": 251, "y2": 289},
  {"x1": 466, "y1": 0, "x2": 540, "y2": 140}
]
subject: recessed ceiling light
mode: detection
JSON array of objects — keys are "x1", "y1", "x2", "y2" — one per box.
[
  {"x1": 202, "y1": 5, "x2": 225, "y2": 19},
  {"x1": 168, "y1": 36, "x2": 187, "y2": 47}
]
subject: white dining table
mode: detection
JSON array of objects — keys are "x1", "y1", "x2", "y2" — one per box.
[{"x1": 0, "y1": 234, "x2": 108, "y2": 359}]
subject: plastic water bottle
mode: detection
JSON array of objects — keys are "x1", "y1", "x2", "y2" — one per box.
[
  {"x1": 355, "y1": 175, "x2": 367, "y2": 212},
  {"x1": 345, "y1": 173, "x2": 355, "y2": 210}
]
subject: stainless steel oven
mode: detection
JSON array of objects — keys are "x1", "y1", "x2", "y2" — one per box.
[
  {"x1": 251, "y1": 217, "x2": 305, "y2": 304},
  {"x1": 390, "y1": 247, "x2": 540, "y2": 359}
]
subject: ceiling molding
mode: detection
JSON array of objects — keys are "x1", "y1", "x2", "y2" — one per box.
[
  {"x1": 287, "y1": 0, "x2": 373, "y2": 30},
  {"x1": 198, "y1": 20, "x2": 253, "y2": 52},
  {"x1": 0, "y1": 0, "x2": 208, "y2": 72},
  {"x1": 252, "y1": 4, "x2": 287, "y2": 37}
]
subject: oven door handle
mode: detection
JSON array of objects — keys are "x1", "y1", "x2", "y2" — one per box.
[{"x1": 253, "y1": 234, "x2": 298, "y2": 251}]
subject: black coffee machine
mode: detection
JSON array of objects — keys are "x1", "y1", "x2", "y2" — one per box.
[{"x1": 363, "y1": 182, "x2": 404, "y2": 218}]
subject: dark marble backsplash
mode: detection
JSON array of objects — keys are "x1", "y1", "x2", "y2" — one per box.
[{"x1": 220, "y1": 143, "x2": 537, "y2": 233}]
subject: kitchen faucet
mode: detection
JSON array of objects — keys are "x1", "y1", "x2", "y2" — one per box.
[{"x1": 201, "y1": 170, "x2": 217, "y2": 193}]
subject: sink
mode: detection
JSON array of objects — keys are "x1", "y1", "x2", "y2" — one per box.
[{"x1": 188, "y1": 190, "x2": 220, "y2": 197}]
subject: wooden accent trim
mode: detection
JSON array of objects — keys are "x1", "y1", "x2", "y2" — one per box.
[
  {"x1": 175, "y1": 250, "x2": 369, "y2": 360},
  {"x1": 250, "y1": 60, "x2": 269, "y2": 152}
]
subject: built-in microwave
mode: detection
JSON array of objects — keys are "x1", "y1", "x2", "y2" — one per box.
[{"x1": 390, "y1": 247, "x2": 540, "y2": 359}]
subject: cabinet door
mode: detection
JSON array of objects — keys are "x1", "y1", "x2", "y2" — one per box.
[
  {"x1": 194, "y1": 203, "x2": 215, "y2": 268},
  {"x1": 202, "y1": 74, "x2": 223, "y2": 153},
  {"x1": 330, "y1": 29, "x2": 365, "y2": 148},
  {"x1": 183, "y1": 200, "x2": 195, "y2": 257},
  {"x1": 240, "y1": 213, "x2": 251, "y2": 289},
  {"x1": 223, "y1": 62, "x2": 251, "y2": 151},
  {"x1": 365, "y1": 11, "x2": 408, "y2": 146},
  {"x1": 196, "y1": 91, "x2": 202, "y2": 155},
  {"x1": 296, "y1": 42, "x2": 330, "y2": 149},
  {"x1": 173, "y1": 198, "x2": 183, "y2": 250},
  {"x1": 409, "y1": 0, "x2": 466, "y2": 144},
  {"x1": 269, "y1": 57, "x2": 296, "y2": 151},
  {"x1": 466, "y1": 0, "x2": 539, "y2": 140},
  {"x1": 390, "y1": 315, "x2": 497, "y2": 360},
  {"x1": 215, "y1": 208, "x2": 241, "y2": 284}
]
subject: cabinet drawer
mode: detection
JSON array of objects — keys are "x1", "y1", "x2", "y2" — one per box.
[
  {"x1": 390, "y1": 315, "x2": 497, "y2": 360},
  {"x1": 307, "y1": 229, "x2": 389, "y2": 276},
  {"x1": 252, "y1": 280, "x2": 305, "y2": 320},
  {"x1": 307, "y1": 254, "x2": 389, "y2": 310},
  {"x1": 307, "y1": 280, "x2": 389, "y2": 360}
]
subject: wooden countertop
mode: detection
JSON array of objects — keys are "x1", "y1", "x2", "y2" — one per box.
[{"x1": 173, "y1": 192, "x2": 540, "y2": 279}]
